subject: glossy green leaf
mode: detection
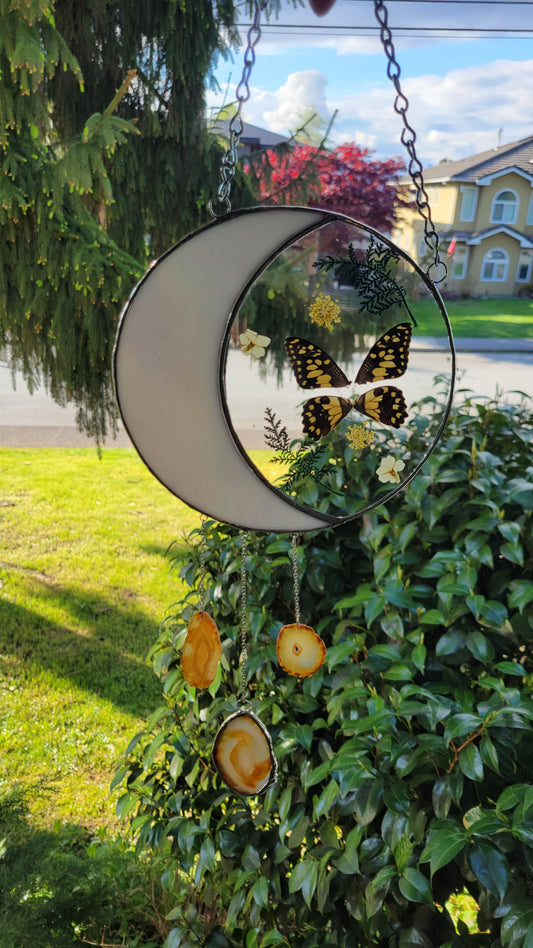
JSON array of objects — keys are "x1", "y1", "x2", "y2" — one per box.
[
  {"x1": 411, "y1": 642, "x2": 427, "y2": 672},
  {"x1": 444, "y1": 713, "x2": 483, "y2": 743},
  {"x1": 420, "y1": 820, "x2": 468, "y2": 876},
  {"x1": 399, "y1": 867, "x2": 434, "y2": 906},
  {"x1": 313, "y1": 779, "x2": 340, "y2": 820},
  {"x1": 508, "y1": 579, "x2": 533, "y2": 612},
  {"x1": 419, "y1": 609, "x2": 446, "y2": 626},
  {"x1": 500, "y1": 541, "x2": 524, "y2": 566},
  {"x1": 466, "y1": 630, "x2": 494, "y2": 662},
  {"x1": 432, "y1": 776, "x2": 452, "y2": 820},
  {"x1": 495, "y1": 661, "x2": 526, "y2": 678},
  {"x1": 288, "y1": 858, "x2": 318, "y2": 909},
  {"x1": 365, "y1": 866, "x2": 395, "y2": 917},
  {"x1": 252, "y1": 875, "x2": 269, "y2": 908},
  {"x1": 458, "y1": 742, "x2": 484, "y2": 781},
  {"x1": 436, "y1": 628, "x2": 467, "y2": 658},
  {"x1": 261, "y1": 930, "x2": 286, "y2": 947},
  {"x1": 242, "y1": 845, "x2": 261, "y2": 872},
  {"x1": 469, "y1": 841, "x2": 509, "y2": 902},
  {"x1": 353, "y1": 778, "x2": 384, "y2": 825}
]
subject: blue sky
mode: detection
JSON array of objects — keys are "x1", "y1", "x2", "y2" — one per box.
[{"x1": 208, "y1": 1, "x2": 533, "y2": 168}]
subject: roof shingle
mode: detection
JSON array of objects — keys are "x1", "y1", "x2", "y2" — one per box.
[{"x1": 419, "y1": 134, "x2": 533, "y2": 183}]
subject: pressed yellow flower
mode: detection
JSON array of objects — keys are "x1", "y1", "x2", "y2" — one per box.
[
  {"x1": 376, "y1": 455, "x2": 406, "y2": 484},
  {"x1": 239, "y1": 328, "x2": 271, "y2": 358},
  {"x1": 308, "y1": 293, "x2": 341, "y2": 329},
  {"x1": 346, "y1": 424, "x2": 375, "y2": 450}
]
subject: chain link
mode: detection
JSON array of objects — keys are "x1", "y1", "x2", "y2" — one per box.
[
  {"x1": 373, "y1": 0, "x2": 447, "y2": 283},
  {"x1": 238, "y1": 531, "x2": 250, "y2": 706},
  {"x1": 290, "y1": 533, "x2": 301, "y2": 628},
  {"x1": 209, "y1": 1, "x2": 268, "y2": 218}
]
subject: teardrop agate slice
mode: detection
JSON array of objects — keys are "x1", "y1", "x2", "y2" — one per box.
[
  {"x1": 213, "y1": 711, "x2": 278, "y2": 796},
  {"x1": 181, "y1": 611, "x2": 221, "y2": 688},
  {"x1": 276, "y1": 622, "x2": 326, "y2": 677}
]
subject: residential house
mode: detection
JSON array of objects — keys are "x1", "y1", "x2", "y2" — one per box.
[
  {"x1": 394, "y1": 135, "x2": 533, "y2": 296},
  {"x1": 211, "y1": 119, "x2": 289, "y2": 157}
]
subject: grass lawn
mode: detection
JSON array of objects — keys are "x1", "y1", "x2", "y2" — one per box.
[
  {"x1": 0, "y1": 447, "x2": 277, "y2": 830},
  {"x1": 414, "y1": 296, "x2": 533, "y2": 337},
  {"x1": 0, "y1": 449, "x2": 199, "y2": 828}
]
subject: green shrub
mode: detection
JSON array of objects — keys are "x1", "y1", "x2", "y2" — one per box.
[
  {"x1": 0, "y1": 786, "x2": 169, "y2": 947},
  {"x1": 115, "y1": 393, "x2": 533, "y2": 947}
]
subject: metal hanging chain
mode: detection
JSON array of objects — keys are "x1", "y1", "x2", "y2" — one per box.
[
  {"x1": 209, "y1": 0, "x2": 268, "y2": 218},
  {"x1": 373, "y1": 0, "x2": 446, "y2": 284},
  {"x1": 290, "y1": 533, "x2": 301, "y2": 628},
  {"x1": 198, "y1": 516, "x2": 207, "y2": 613},
  {"x1": 238, "y1": 531, "x2": 250, "y2": 706}
]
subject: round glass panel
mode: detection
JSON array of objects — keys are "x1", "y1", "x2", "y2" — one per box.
[{"x1": 222, "y1": 212, "x2": 454, "y2": 525}]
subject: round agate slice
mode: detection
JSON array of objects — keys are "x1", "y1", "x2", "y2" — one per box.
[
  {"x1": 212, "y1": 710, "x2": 278, "y2": 796},
  {"x1": 276, "y1": 623, "x2": 326, "y2": 678},
  {"x1": 181, "y1": 611, "x2": 221, "y2": 689}
]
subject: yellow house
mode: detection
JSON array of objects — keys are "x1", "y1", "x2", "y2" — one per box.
[{"x1": 394, "y1": 135, "x2": 533, "y2": 296}]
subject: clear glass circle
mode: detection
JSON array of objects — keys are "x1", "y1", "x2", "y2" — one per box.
[{"x1": 222, "y1": 212, "x2": 454, "y2": 526}]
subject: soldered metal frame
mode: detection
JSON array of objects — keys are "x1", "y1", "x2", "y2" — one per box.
[{"x1": 114, "y1": 205, "x2": 455, "y2": 533}]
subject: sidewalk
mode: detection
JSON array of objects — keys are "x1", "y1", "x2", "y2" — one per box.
[{"x1": 412, "y1": 337, "x2": 533, "y2": 353}]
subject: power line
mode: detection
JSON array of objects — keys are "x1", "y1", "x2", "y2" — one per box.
[{"x1": 236, "y1": 22, "x2": 533, "y2": 34}]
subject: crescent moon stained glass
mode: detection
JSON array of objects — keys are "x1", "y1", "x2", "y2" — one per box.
[{"x1": 114, "y1": 206, "x2": 455, "y2": 533}]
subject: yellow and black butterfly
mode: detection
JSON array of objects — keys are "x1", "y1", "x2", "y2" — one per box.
[{"x1": 285, "y1": 323, "x2": 412, "y2": 441}]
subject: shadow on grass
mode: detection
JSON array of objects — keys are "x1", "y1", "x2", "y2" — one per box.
[
  {"x1": 0, "y1": 578, "x2": 168, "y2": 717},
  {"x1": 0, "y1": 789, "x2": 166, "y2": 948}
]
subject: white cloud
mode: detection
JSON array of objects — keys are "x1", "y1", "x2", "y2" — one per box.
[
  {"x1": 319, "y1": 58, "x2": 533, "y2": 164},
  {"x1": 260, "y1": 70, "x2": 331, "y2": 132},
  {"x1": 209, "y1": 57, "x2": 533, "y2": 170}
]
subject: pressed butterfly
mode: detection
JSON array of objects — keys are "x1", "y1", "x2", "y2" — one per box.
[{"x1": 285, "y1": 323, "x2": 412, "y2": 440}]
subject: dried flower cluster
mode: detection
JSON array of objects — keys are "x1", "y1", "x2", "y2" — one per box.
[
  {"x1": 346, "y1": 424, "x2": 376, "y2": 450},
  {"x1": 308, "y1": 293, "x2": 341, "y2": 329}
]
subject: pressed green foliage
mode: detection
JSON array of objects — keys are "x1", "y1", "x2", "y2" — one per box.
[{"x1": 116, "y1": 394, "x2": 533, "y2": 946}]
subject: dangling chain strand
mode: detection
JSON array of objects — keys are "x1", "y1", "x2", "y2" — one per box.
[
  {"x1": 198, "y1": 517, "x2": 207, "y2": 613},
  {"x1": 290, "y1": 533, "x2": 301, "y2": 628},
  {"x1": 238, "y1": 532, "x2": 249, "y2": 705},
  {"x1": 209, "y1": 1, "x2": 268, "y2": 218},
  {"x1": 373, "y1": 0, "x2": 446, "y2": 284}
]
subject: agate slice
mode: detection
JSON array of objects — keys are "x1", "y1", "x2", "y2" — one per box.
[
  {"x1": 276, "y1": 623, "x2": 326, "y2": 677},
  {"x1": 181, "y1": 611, "x2": 221, "y2": 688},
  {"x1": 212, "y1": 711, "x2": 278, "y2": 796}
]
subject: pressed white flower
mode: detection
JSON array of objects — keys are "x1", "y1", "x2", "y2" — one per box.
[
  {"x1": 376, "y1": 455, "x2": 405, "y2": 484},
  {"x1": 239, "y1": 328, "x2": 271, "y2": 358}
]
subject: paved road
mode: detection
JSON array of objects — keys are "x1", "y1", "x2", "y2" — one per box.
[{"x1": 1, "y1": 338, "x2": 532, "y2": 449}]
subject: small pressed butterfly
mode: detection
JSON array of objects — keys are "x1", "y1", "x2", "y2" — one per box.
[{"x1": 285, "y1": 323, "x2": 412, "y2": 440}]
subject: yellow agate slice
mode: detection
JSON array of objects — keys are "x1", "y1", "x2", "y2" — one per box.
[
  {"x1": 181, "y1": 611, "x2": 221, "y2": 689},
  {"x1": 212, "y1": 711, "x2": 278, "y2": 796},
  {"x1": 276, "y1": 622, "x2": 326, "y2": 677}
]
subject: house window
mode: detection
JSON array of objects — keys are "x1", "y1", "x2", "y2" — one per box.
[
  {"x1": 451, "y1": 245, "x2": 469, "y2": 279},
  {"x1": 527, "y1": 194, "x2": 533, "y2": 225},
  {"x1": 516, "y1": 250, "x2": 533, "y2": 282},
  {"x1": 459, "y1": 187, "x2": 477, "y2": 222},
  {"x1": 490, "y1": 189, "x2": 518, "y2": 224},
  {"x1": 481, "y1": 248, "x2": 509, "y2": 281}
]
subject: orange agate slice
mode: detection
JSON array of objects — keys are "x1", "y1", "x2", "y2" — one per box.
[
  {"x1": 213, "y1": 711, "x2": 277, "y2": 796},
  {"x1": 276, "y1": 623, "x2": 326, "y2": 678},
  {"x1": 181, "y1": 611, "x2": 221, "y2": 688}
]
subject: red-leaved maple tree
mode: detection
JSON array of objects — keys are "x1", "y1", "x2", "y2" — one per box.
[{"x1": 248, "y1": 142, "x2": 407, "y2": 235}]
